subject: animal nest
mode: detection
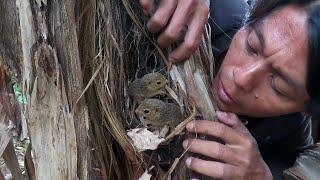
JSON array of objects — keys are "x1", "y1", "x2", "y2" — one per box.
[{"x1": 91, "y1": 0, "x2": 217, "y2": 179}]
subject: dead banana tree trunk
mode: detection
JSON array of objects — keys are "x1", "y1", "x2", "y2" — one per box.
[
  {"x1": 17, "y1": 0, "x2": 89, "y2": 179},
  {"x1": 2, "y1": 0, "x2": 143, "y2": 179},
  {"x1": 1, "y1": 0, "x2": 217, "y2": 179}
]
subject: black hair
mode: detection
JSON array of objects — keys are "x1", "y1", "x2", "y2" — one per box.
[
  {"x1": 246, "y1": 0, "x2": 312, "y2": 24},
  {"x1": 306, "y1": 2, "x2": 320, "y2": 113},
  {"x1": 245, "y1": 0, "x2": 320, "y2": 116}
]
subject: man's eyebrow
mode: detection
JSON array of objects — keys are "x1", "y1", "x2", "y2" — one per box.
[{"x1": 274, "y1": 67, "x2": 305, "y2": 91}]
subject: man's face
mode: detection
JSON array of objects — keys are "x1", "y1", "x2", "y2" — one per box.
[{"x1": 212, "y1": 5, "x2": 310, "y2": 117}]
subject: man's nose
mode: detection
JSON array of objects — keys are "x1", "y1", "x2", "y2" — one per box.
[{"x1": 233, "y1": 62, "x2": 266, "y2": 92}]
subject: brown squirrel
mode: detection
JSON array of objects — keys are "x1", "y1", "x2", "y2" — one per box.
[
  {"x1": 127, "y1": 73, "x2": 168, "y2": 102},
  {"x1": 135, "y1": 98, "x2": 184, "y2": 131}
]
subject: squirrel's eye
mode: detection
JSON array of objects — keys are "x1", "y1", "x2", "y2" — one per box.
[
  {"x1": 144, "y1": 109, "x2": 150, "y2": 114},
  {"x1": 156, "y1": 81, "x2": 161, "y2": 85}
]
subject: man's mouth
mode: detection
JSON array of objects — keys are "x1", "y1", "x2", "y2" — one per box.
[{"x1": 217, "y1": 79, "x2": 236, "y2": 105}]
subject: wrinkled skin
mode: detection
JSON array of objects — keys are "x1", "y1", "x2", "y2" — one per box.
[
  {"x1": 140, "y1": 2, "x2": 310, "y2": 179},
  {"x1": 184, "y1": 112, "x2": 273, "y2": 180}
]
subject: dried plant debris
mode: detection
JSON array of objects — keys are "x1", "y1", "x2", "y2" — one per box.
[
  {"x1": 93, "y1": 0, "x2": 216, "y2": 178},
  {"x1": 138, "y1": 170, "x2": 152, "y2": 180},
  {"x1": 127, "y1": 128, "x2": 165, "y2": 152}
]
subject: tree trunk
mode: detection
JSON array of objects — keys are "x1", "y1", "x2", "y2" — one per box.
[
  {"x1": 1, "y1": 0, "x2": 217, "y2": 179},
  {"x1": 3, "y1": 0, "x2": 141, "y2": 179},
  {"x1": 0, "y1": 0, "x2": 89, "y2": 179}
]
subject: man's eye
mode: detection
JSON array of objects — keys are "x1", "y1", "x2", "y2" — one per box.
[
  {"x1": 270, "y1": 75, "x2": 287, "y2": 98},
  {"x1": 246, "y1": 39, "x2": 258, "y2": 56}
]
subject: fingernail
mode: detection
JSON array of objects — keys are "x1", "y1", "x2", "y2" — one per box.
[
  {"x1": 183, "y1": 140, "x2": 188, "y2": 149},
  {"x1": 186, "y1": 122, "x2": 194, "y2": 130},
  {"x1": 169, "y1": 56, "x2": 179, "y2": 62},
  {"x1": 217, "y1": 111, "x2": 227, "y2": 118},
  {"x1": 186, "y1": 157, "x2": 192, "y2": 167}
]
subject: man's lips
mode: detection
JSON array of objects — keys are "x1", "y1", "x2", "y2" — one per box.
[{"x1": 217, "y1": 79, "x2": 236, "y2": 105}]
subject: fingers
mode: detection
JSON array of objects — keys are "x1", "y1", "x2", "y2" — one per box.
[
  {"x1": 216, "y1": 111, "x2": 242, "y2": 128},
  {"x1": 185, "y1": 157, "x2": 238, "y2": 179},
  {"x1": 139, "y1": 0, "x2": 153, "y2": 15},
  {"x1": 147, "y1": 0, "x2": 178, "y2": 33},
  {"x1": 186, "y1": 120, "x2": 245, "y2": 145},
  {"x1": 157, "y1": 0, "x2": 196, "y2": 47},
  {"x1": 141, "y1": 0, "x2": 209, "y2": 62},
  {"x1": 216, "y1": 111, "x2": 250, "y2": 135},
  {"x1": 183, "y1": 139, "x2": 243, "y2": 165},
  {"x1": 169, "y1": 2, "x2": 209, "y2": 62}
]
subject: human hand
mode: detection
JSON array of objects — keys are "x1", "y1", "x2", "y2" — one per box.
[
  {"x1": 139, "y1": 0, "x2": 209, "y2": 62},
  {"x1": 183, "y1": 111, "x2": 273, "y2": 180}
]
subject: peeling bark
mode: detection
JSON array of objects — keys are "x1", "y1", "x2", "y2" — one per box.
[
  {"x1": 28, "y1": 43, "x2": 78, "y2": 179},
  {"x1": 16, "y1": 0, "x2": 91, "y2": 179},
  {"x1": 0, "y1": 0, "x2": 23, "y2": 81},
  {"x1": 48, "y1": 1, "x2": 91, "y2": 177},
  {"x1": 3, "y1": 140, "x2": 24, "y2": 180}
]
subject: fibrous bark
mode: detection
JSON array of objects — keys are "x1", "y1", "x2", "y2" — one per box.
[{"x1": 2, "y1": 0, "x2": 217, "y2": 179}]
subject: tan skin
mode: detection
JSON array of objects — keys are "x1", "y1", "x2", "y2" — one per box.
[
  {"x1": 140, "y1": 1, "x2": 310, "y2": 179},
  {"x1": 212, "y1": 5, "x2": 310, "y2": 117},
  {"x1": 139, "y1": 0, "x2": 209, "y2": 61}
]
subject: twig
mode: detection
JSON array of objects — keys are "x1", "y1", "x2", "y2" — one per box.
[
  {"x1": 164, "y1": 102, "x2": 196, "y2": 142},
  {"x1": 75, "y1": 59, "x2": 103, "y2": 105}
]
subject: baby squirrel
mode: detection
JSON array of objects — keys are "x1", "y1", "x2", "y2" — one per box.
[
  {"x1": 135, "y1": 98, "x2": 184, "y2": 130},
  {"x1": 128, "y1": 73, "x2": 168, "y2": 102}
]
